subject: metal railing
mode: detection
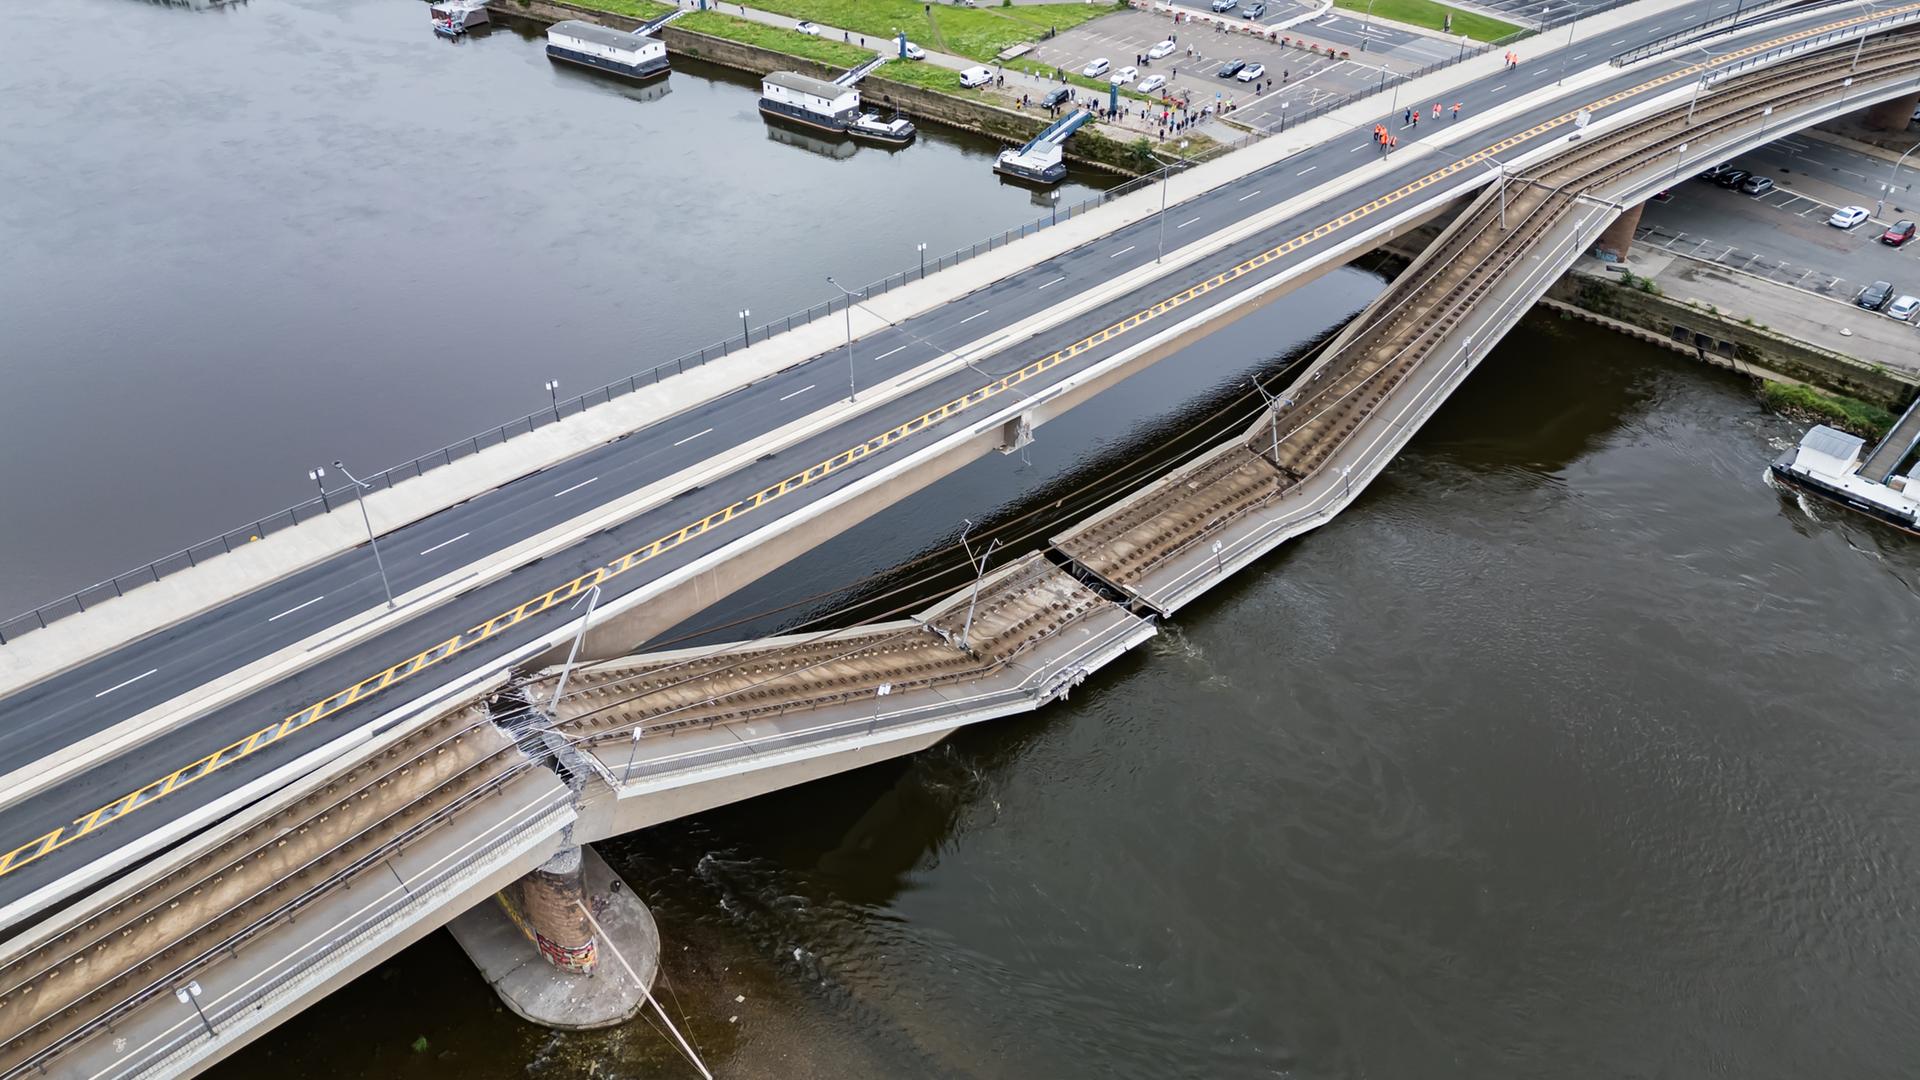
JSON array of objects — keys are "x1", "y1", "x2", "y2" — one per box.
[{"x1": 1611, "y1": 0, "x2": 1827, "y2": 66}]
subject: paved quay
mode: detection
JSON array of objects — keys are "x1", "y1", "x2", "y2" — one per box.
[{"x1": 1595, "y1": 246, "x2": 1920, "y2": 377}]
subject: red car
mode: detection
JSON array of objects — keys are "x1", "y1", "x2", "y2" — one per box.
[{"x1": 1882, "y1": 220, "x2": 1917, "y2": 246}]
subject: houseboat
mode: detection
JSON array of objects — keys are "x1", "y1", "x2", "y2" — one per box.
[
  {"x1": 849, "y1": 111, "x2": 917, "y2": 146},
  {"x1": 1769, "y1": 424, "x2": 1920, "y2": 536},
  {"x1": 759, "y1": 71, "x2": 861, "y2": 135},
  {"x1": 545, "y1": 20, "x2": 670, "y2": 82},
  {"x1": 430, "y1": 0, "x2": 489, "y2": 36}
]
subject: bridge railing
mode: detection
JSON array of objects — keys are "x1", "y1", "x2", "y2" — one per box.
[
  {"x1": 1611, "y1": 0, "x2": 1822, "y2": 66},
  {"x1": 5, "y1": 762, "x2": 568, "y2": 1080},
  {"x1": 0, "y1": 131, "x2": 1258, "y2": 646}
]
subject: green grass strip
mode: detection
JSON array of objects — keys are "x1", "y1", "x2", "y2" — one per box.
[
  {"x1": 562, "y1": 0, "x2": 678, "y2": 19},
  {"x1": 1760, "y1": 382, "x2": 1896, "y2": 439},
  {"x1": 676, "y1": 10, "x2": 878, "y2": 67},
  {"x1": 728, "y1": 0, "x2": 1120, "y2": 62},
  {"x1": 1327, "y1": 0, "x2": 1519, "y2": 42}
]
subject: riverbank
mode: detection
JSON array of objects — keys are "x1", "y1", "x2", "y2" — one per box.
[{"x1": 491, "y1": 0, "x2": 1204, "y2": 175}]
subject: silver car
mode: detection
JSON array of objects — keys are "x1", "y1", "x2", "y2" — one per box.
[{"x1": 1889, "y1": 294, "x2": 1920, "y2": 321}]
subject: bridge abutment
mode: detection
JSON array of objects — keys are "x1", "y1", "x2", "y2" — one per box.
[{"x1": 1592, "y1": 201, "x2": 1645, "y2": 262}]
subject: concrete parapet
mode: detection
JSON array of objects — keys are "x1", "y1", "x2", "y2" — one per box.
[
  {"x1": 1859, "y1": 90, "x2": 1920, "y2": 131},
  {"x1": 449, "y1": 845, "x2": 658, "y2": 1029}
]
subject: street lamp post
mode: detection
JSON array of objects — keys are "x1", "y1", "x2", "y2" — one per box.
[
  {"x1": 1881, "y1": 138, "x2": 1920, "y2": 219},
  {"x1": 917, "y1": 242, "x2": 927, "y2": 278},
  {"x1": 1156, "y1": 139, "x2": 1190, "y2": 263},
  {"x1": 1360, "y1": 0, "x2": 1376, "y2": 50},
  {"x1": 331, "y1": 461, "x2": 396, "y2": 609},
  {"x1": 824, "y1": 277, "x2": 860, "y2": 401},
  {"x1": 544, "y1": 379, "x2": 560, "y2": 422},
  {"x1": 547, "y1": 584, "x2": 602, "y2": 715},
  {"x1": 1481, "y1": 156, "x2": 1510, "y2": 229},
  {"x1": 1557, "y1": 15, "x2": 1577, "y2": 85},
  {"x1": 175, "y1": 981, "x2": 214, "y2": 1038},
  {"x1": 738, "y1": 308, "x2": 751, "y2": 344},
  {"x1": 1049, "y1": 189, "x2": 1061, "y2": 226},
  {"x1": 308, "y1": 465, "x2": 329, "y2": 510}
]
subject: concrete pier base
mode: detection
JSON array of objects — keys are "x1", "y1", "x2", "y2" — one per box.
[
  {"x1": 448, "y1": 845, "x2": 659, "y2": 1030},
  {"x1": 1592, "y1": 200, "x2": 1644, "y2": 261}
]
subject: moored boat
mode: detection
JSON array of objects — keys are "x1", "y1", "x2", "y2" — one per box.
[
  {"x1": 759, "y1": 71, "x2": 861, "y2": 135},
  {"x1": 545, "y1": 20, "x2": 670, "y2": 82},
  {"x1": 848, "y1": 111, "x2": 916, "y2": 146},
  {"x1": 431, "y1": 0, "x2": 489, "y2": 36}
]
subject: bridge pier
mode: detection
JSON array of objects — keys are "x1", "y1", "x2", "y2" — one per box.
[
  {"x1": 1858, "y1": 91, "x2": 1920, "y2": 132},
  {"x1": 448, "y1": 843, "x2": 659, "y2": 1030},
  {"x1": 1592, "y1": 200, "x2": 1645, "y2": 262}
]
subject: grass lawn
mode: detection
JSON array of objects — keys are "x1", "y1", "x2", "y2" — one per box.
[
  {"x1": 676, "y1": 10, "x2": 877, "y2": 66},
  {"x1": 733, "y1": 0, "x2": 1121, "y2": 61},
  {"x1": 566, "y1": 0, "x2": 678, "y2": 19},
  {"x1": 870, "y1": 58, "x2": 992, "y2": 94},
  {"x1": 1328, "y1": 0, "x2": 1519, "y2": 42}
]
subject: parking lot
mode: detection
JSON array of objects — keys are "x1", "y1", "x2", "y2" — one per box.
[
  {"x1": 1019, "y1": 6, "x2": 1463, "y2": 132},
  {"x1": 1638, "y1": 135, "x2": 1920, "y2": 319}
]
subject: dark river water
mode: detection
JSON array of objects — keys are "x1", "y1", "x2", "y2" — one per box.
[{"x1": 11, "y1": 1, "x2": 1920, "y2": 1078}]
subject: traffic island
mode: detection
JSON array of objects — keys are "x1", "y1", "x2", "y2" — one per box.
[{"x1": 448, "y1": 844, "x2": 659, "y2": 1030}]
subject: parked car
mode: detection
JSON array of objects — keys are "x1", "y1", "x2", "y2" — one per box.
[
  {"x1": 1881, "y1": 219, "x2": 1917, "y2": 246},
  {"x1": 903, "y1": 41, "x2": 927, "y2": 60},
  {"x1": 1889, "y1": 294, "x2": 1920, "y2": 321},
  {"x1": 1147, "y1": 38, "x2": 1176, "y2": 59},
  {"x1": 1858, "y1": 280, "x2": 1895, "y2": 310},
  {"x1": 793, "y1": 20, "x2": 820, "y2": 35},
  {"x1": 1040, "y1": 86, "x2": 1070, "y2": 109},
  {"x1": 1211, "y1": 0, "x2": 1238, "y2": 11},
  {"x1": 1111, "y1": 65, "x2": 1138, "y2": 84},
  {"x1": 1715, "y1": 169, "x2": 1750, "y2": 189},
  {"x1": 1217, "y1": 58, "x2": 1246, "y2": 78},
  {"x1": 1082, "y1": 57, "x2": 1110, "y2": 77},
  {"x1": 1739, "y1": 175, "x2": 1774, "y2": 195},
  {"x1": 1237, "y1": 62, "x2": 1266, "y2": 82},
  {"x1": 1829, "y1": 205, "x2": 1871, "y2": 229},
  {"x1": 1697, "y1": 163, "x2": 1731, "y2": 182},
  {"x1": 1245, "y1": 1, "x2": 1267, "y2": 16},
  {"x1": 1138, "y1": 73, "x2": 1168, "y2": 94}
]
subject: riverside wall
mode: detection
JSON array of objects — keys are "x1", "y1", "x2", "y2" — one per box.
[
  {"x1": 1548, "y1": 272, "x2": 1919, "y2": 409},
  {"x1": 484, "y1": 0, "x2": 1150, "y2": 175}
]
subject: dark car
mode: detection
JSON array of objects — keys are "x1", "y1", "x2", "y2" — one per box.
[
  {"x1": 1696, "y1": 164, "x2": 1730, "y2": 182},
  {"x1": 1715, "y1": 169, "x2": 1750, "y2": 189},
  {"x1": 1858, "y1": 280, "x2": 1895, "y2": 310},
  {"x1": 1040, "y1": 86, "x2": 1070, "y2": 109},
  {"x1": 1881, "y1": 220, "x2": 1917, "y2": 246},
  {"x1": 1217, "y1": 58, "x2": 1246, "y2": 78}
]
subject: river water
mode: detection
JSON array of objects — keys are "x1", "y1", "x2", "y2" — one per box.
[{"x1": 10, "y1": 1, "x2": 1920, "y2": 1078}]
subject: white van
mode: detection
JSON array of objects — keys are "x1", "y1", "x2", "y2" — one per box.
[{"x1": 959, "y1": 65, "x2": 994, "y2": 88}]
